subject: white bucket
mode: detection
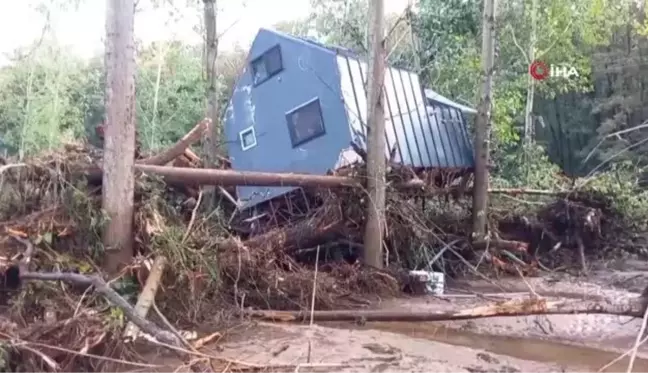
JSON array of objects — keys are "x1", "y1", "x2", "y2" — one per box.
[{"x1": 409, "y1": 270, "x2": 445, "y2": 295}]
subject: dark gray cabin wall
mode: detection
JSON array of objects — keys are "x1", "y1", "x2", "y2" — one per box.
[{"x1": 224, "y1": 28, "x2": 352, "y2": 210}]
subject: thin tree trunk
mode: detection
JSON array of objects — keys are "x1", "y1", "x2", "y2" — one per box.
[
  {"x1": 523, "y1": 0, "x2": 537, "y2": 145},
  {"x1": 103, "y1": 0, "x2": 137, "y2": 274},
  {"x1": 363, "y1": 0, "x2": 386, "y2": 269},
  {"x1": 202, "y1": 0, "x2": 220, "y2": 208},
  {"x1": 150, "y1": 42, "x2": 167, "y2": 151},
  {"x1": 203, "y1": 0, "x2": 219, "y2": 161},
  {"x1": 472, "y1": 0, "x2": 497, "y2": 240},
  {"x1": 19, "y1": 62, "x2": 36, "y2": 161}
]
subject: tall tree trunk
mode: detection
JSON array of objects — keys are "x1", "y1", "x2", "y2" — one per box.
[
  {"x1": 103, "y1": 0, "x2": 136, "y2": 274},
  {"x1": 472, "y1": 0, "x2": 497, "y2": 240},
  {"x1": 523, "y1": 0, "x2": 537, "y2": 145},
  {"x1": 363, "y1": 0, "x2": 386, "y2": 269},
  {"x1": 202, "y1": 0, "x2": 220, "y2": 208},
  {"x1": 203, "y1": 0, "x2": 219, "y2": 162}
]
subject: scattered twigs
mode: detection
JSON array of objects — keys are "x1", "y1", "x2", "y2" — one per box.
[
  {"x1": 19, "y1": 270, "x2": 182, "y2": 346},
  {"x1": 16, "y1": 269, "x2": 214, "y2": 372},
  {"x1": 222, "y1": 201, "x2": 345, "y2": 253},
  {"x1": 306, "y1": 245, "x2": 320, "y2": 364},
  {"x1": 182, "y1": 190, "x2": 203, "y2": 244},
  {"x1": 10, "y1": 234, "x2": 34, "y2": 273},
  {"x1": 627, "y1": 299, "x2": 648, "y2": 372},
  {"x1": 0, "y1": 162, "x2": 26, "y2": 176},
  {"x1": 396, "y1": 180, "x2": 569, "y2": 197},
  {"x1": 473, "y1": 238, "x2": 528, "y2": 253},
  {"x1": 243, "y1": 294, "x2": 647, "y2": 323}
]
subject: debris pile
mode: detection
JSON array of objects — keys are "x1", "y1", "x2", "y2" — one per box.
[{"x1": 0, "y1": 120, "x2": 645, "y2": 371}]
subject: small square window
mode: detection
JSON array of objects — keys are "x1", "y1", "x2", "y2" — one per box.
[
  {"x1": 251, "y1": 45, "x2": 283, "y2": 86},
  {"x1": 286, "y1": 98, "x2": 326, "y2": 147},
  {"x1": 239, "y1": 126, "x2": 257, "y2": 151},
  {"x1": 251, "y1": 59, "x2": 268, "y2": 85}
]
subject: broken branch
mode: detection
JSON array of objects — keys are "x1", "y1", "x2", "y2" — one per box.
[
  {"x1": 139, "y1": 118, "x2": 210, "y2": 166},
  {"x1": 123, "y1": 256, "x2": 168, "y2": 341}
]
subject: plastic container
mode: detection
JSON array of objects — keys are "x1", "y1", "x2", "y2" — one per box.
[{"x1": 409, "y1": 270, "x2": 445, "y2": 295}]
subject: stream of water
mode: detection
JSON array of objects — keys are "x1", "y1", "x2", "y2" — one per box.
[{"x1": 331, "y1": 321, "x2": 648, "y2": 372}]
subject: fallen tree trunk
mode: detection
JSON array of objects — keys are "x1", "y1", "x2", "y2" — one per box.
[
  {"x1": 242, "y1": 295, "x2": 648, "y2": 322},
  {"x1": 139, "y1": 119, "x2": 210, "y2": 166},
  {"x1": 83, "y1": 118, "x2": 210, "y2": 183},
  {"x1": 135, "y1": 164, "x2": 362, "y2": 188},
  {"x1": 81, "y1": 156, "x2": 577, "y2": 196},
  {"x1": 221, "y1": 201, "x2": 346, "y2": 252}
]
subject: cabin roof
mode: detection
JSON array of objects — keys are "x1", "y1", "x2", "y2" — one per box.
[{"x1": 259, "y1": 28, "x2": 477, "y2": 115}]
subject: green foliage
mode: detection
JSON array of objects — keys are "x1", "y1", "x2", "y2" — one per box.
[
  {"x1": 309, "y1": 0, "x2": 370, "y2": 53},
  {"x1": 136, "y1": 42, "x2": 206, "y2": 151},
  {"x1": 581, "y1": 161, "x2": 648, "y2": 229},
  {"x1": 0, "y1": 43, "x2": 96, "y2": 157},
  {"x1": 0, "y1": 38, "x2": 245, "y2": 157},
  {"x1": 492, "y1": 144, "x2": 564, "y2": 189}
]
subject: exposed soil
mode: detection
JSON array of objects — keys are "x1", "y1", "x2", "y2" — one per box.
[{"x1": 214, "y1": 322, "x2": 564, "y2": 372}]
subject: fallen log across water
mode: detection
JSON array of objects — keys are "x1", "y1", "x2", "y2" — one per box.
[{"x1": 242, "y1": 293, "x2": 648, "y2": 323}]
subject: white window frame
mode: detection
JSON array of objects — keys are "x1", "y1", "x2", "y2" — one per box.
[{"x1": 239, "y1": 126, "x2": 257, "y2": 151}]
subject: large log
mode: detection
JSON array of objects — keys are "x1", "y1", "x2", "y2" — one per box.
[
  {"x1": 82, "y1": 161, "x2": 573, "y2": 195},
  {"x1": 135, "y1": 165, "x2": 362, "y2": 188},
  {"x1": 243, "y1": 295, "x2": 648, "y2": 322}
]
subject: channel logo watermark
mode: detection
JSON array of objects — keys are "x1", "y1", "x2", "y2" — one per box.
[{"x1": 529, "y1": 60, "x2": 579, "y2": 80}]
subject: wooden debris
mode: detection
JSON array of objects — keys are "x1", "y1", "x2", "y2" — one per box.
[
  {"x1": 243, "y1": 294, "x2": 648, "y2": 323},
  {"x1": 123, "y1": 256, "x2": 167, "y2": 342}
]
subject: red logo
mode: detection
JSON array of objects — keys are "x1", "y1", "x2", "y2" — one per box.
[{"x1": 529, "y1": 60, "x2": 549, "y2": 80}]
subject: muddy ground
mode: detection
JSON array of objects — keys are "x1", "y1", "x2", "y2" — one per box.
[{"x1": 138, "y1": 260, "x2": 648, "y2": 372}]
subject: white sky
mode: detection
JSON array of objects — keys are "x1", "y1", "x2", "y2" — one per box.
[{"x1": 0, "y1": 0, "x2": 410, "y2": 65}]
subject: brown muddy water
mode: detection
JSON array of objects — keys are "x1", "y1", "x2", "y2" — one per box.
[{"x1": 335, "y1": 321, "x2": 648, "y2": 372}]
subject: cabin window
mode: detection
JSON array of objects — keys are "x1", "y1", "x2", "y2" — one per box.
[
  {"x1": 239, "y1": 126, "x2": 257, "y2": 151},
  {"x1": 251, "y1": 45, "x2": 283, "y2": 86},
  {"x1": 286, "y1": 98, "x2": 326, "y2": 147}
]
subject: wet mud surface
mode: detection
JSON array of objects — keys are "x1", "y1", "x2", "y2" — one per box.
[{"x1": 144, "y1": 262, "x2": 648, "y2": 372}]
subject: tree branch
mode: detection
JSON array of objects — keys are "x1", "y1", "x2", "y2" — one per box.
[
  {"x1": 537, "y1": 20, "x2": 574, "y2": 58},
  {"x1": 508, "y1": 24, "x2": 529, "y2": 63}
]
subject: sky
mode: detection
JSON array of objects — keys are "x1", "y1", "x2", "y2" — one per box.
[{"x1": 0, "y1": 0, "x2": 411, "y2": 65}]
